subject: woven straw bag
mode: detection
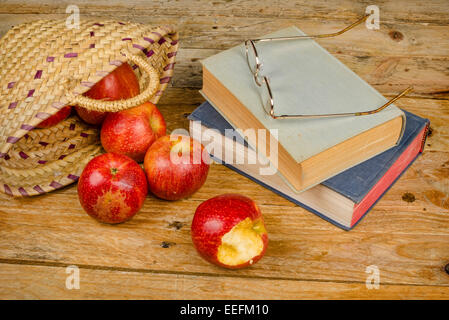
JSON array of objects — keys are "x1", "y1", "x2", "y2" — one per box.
[{"x1": 0, "y1": 19, "x2": 179, "y2": 197}]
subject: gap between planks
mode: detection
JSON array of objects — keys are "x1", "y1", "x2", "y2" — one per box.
[{"x1": 1, "y1": 259, "x2": 448, "y2": 289}]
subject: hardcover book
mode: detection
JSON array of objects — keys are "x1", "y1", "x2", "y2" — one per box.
[
  {"x1": 201, "y1": 26, "x2": 406, "y2": 193},
  {"x1": 189, "y1": 101, "x2": 429, "y2": 230}
]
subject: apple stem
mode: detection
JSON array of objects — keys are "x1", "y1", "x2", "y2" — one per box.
[{"x1": 110, "y1": 168, "x2": 118, "y2": 176}]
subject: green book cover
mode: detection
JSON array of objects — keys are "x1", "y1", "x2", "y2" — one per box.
[{"x1": 201, "y1": 26, "x2": 406, "y2": 164}]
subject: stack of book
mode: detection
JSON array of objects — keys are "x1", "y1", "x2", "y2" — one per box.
[{"x1": 189, "y1": 26, "x2": 429, "y2": 230}]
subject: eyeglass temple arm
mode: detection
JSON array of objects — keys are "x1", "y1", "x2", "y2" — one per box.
[
  {"x1": 253, "y1": 14, "x2": 370, "y2": 43},
  {"x1": 272, "y1": 86, "x2": 413, "y2": 119}
]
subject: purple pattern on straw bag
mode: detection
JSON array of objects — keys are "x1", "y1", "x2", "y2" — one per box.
[
  {"x1": 67, "y1": 174, "x2": 79, "y2": 180},
  {"x1": 8, "y1": 102, "x2": 17, "y2": 109},
  {"x1": 52, "y1": 102, "x2": 65, "y2": 110},
  {"x1": 39, "y1": 141, "x2": 49, "y2": 147},
  {"x1": 145, "y1": 49, "x2": 154, "y2": 58},
  {"x1": 158, "y1": 37, "x2": 166, "y2": 45},
  {"x1": 160, "y1": 77, "x2": 171, "y2": 84},
  {"x1": 46, "y1": 56, "x2": 55, "y2": 62},
  {"x1": 69, "y1": 123, "x2": 76, "y2": 130},
  {"x1": 144, "y1": 37, "x2": 155, "y2": 44},
  {"x1": 89, "y1": 43, "x2": 95, "y2": 49},
  {"x1": 27, "y1": 89, "x2": 35, "y2": 97},
  {"x1": 38, "y1": 160, "x2": 47, "y2": 164},
  {"x1": 68, "y1": 144, "x2": 76, "y2": 149},
  {"x1": 18, "y1": 187, "x2": 28, "y2": 196},
  {"x1": 35, "y1": 112, "x2": 50, "y2": 119},
  {"x1": 132, "y1": 64, "x2": 138, "y2": 70},
  {"x1": 50, "y1": 181, "x2": 63, "y2": 189},
  {"x1": 64, "y1": 53, "x2": 78, "y2": 58},
  {"x1": 167, "y1": 52, "x2": 177, "y2": 58},
  {"x1": 81, "y1": 81, "x2": 95, "y2": 88},
  {"x1": 122, "y1": 38, "x2": 132, "y2": 41},
  {"x1": 7, "y1": 136, "x2": 20, "y2": 144},
  {"x1": 133, "y1": 44, "x2": 145, "y2": 50},
  {"x1": 58, "y1": 155, "x2": 66, "y2": 160},
  {"x1": 33, "y1": 185, "x2": 45, "y2": 194},
  {"x1": 7, "y1": 82, "x2": 15, "y2": 89},
  {"x1": 19, "y1": 151, "x2": 29, "y2": 159},
  {"x1": 171, "y1": 40, "x2": 178, "y2": 45},
  {"x1": 90, "y1": 31, "x2": 95, "y2": 37},
  {"x1": 34, "y1": 70, "x2": 43, "y2": 79},
  {"x1": 0, "y1": 152, "x2": 7, "y2": 159},
  {"x1": 118, "y1": 22, "x2": 126, "y2": 25},
  {"x1": 93, "y1": 23, "x2": 104, "y2": 27},
  {"x1": 152, "y1": 32, "x2": 162, "y2": 38},
  {"x1": 20, "y1": 124, "x2": 35, "y2": 131},
  {"x1": 110, "y1": 60, "x2": 123, "y2": 66},
  {"x1": 80, "y1": 132, "x2": 89, "y2": 138},
  {"x1": 4, "y1": 154, "x2": 10, "y2": 160},
  {"x1": 4, "y1": 184, "x2": 12, "y2": 196},
  {"x1": 164, "y1": 63, "x2": 175, "y2": 71}
]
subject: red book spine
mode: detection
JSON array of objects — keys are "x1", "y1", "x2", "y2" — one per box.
[{"x1": 351, "y1": 125, "x2": 428, "y2": 227}]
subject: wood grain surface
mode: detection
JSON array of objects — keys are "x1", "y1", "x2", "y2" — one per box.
[{"x1": 0, "y1": 0, "x2": 448, "y2": 300}]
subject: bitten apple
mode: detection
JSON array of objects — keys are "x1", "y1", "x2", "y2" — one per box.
[
  {"x1": 100, "y1": 102, "x2": 166, "y2": 163},
  {"x1": 144, "y1": 135, "x2": 209, "y2": 200},
  {"x1": 75, "y1": 62, "x2": 140, "y2": 125},
  {"x1": 191, "y1": 194, "x2": 268, "y2": 269},
  {"x1": 36, "y1": 105, "x2": 72, "y2": 128},
  {"x1": 77, "y1": 153, "x2": 148, "y2": 224}
]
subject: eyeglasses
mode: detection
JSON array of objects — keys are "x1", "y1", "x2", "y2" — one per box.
[{"x1": 245, "y1": 15, "x2": 413, "y2": 119}]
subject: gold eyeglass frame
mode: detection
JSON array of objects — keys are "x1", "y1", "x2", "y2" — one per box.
[{"x1": 244, "y1": 14, "x2": 413, "y2": 119}]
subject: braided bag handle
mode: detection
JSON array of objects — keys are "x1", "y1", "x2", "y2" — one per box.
[{"x1": 65, "y1": 50, "x2": 160, "y2": 112}]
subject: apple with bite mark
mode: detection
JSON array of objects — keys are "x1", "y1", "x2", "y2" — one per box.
[
  {"x1": 77, "y1": 153, "x2": 148, "y2": 224},
  {"x1": 36, "y1": 105, "x2": 72, "y2": 128},
  {"x1": 100, "y1": 102, "x2": 166, "y2": 163},
  {"x1": 75, "y1": 62, "x2": 140, "y2": 125},
  {"x1": 191, "y1": 194, "x2": 268, "y2": 269},
  {"x1": 144, "y1": 135, "x2": 210, "y2": 200}
]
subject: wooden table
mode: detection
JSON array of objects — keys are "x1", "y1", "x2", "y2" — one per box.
[{"x1": 0, "y1": 0, "x2": 448, "y2": 300}]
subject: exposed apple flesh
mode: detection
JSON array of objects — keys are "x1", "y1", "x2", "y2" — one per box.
[
  {"x1": 217, "y1": 217, "x2": 266, "y2": 266},
  {"x1": 75, "y1": 62, "x2": 140, "y2": 125},
  {"x1": 191, "y1": 194, "x2": 268, "y2": 269}
]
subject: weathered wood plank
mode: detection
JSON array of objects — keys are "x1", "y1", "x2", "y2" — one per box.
[
  {"x1": 2, "y1": 14, "x2": 447, "y2": 98},
  {"x1": 1, "y1": 263, "x2": 448, "y2": 299},
  {"x1": 1, "y1": 13, "x2": 448, "y2": 56},
  {"x1": 2, "y1": 0, "x2": 449, "y2": 25}
]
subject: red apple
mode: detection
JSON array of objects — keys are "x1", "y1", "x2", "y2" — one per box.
[
  {"x1": 144, "y1": 135, "x2": 209, "y2": 200},
  {"x1": 191, "y1": 194, "x2": 268, "y2": 269},
  {"x1": 77, "y1": 152, "x2": 148, "y2": 224},
  {"x1": 75, "y1": 62, "x2": 140, "y2": 125},
  {"x1": 36, "y1": 105, "x2": 72, "y2": 128},
  {"x1": 100, "y1": 102, "x2": 166, "y2": 163}
]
